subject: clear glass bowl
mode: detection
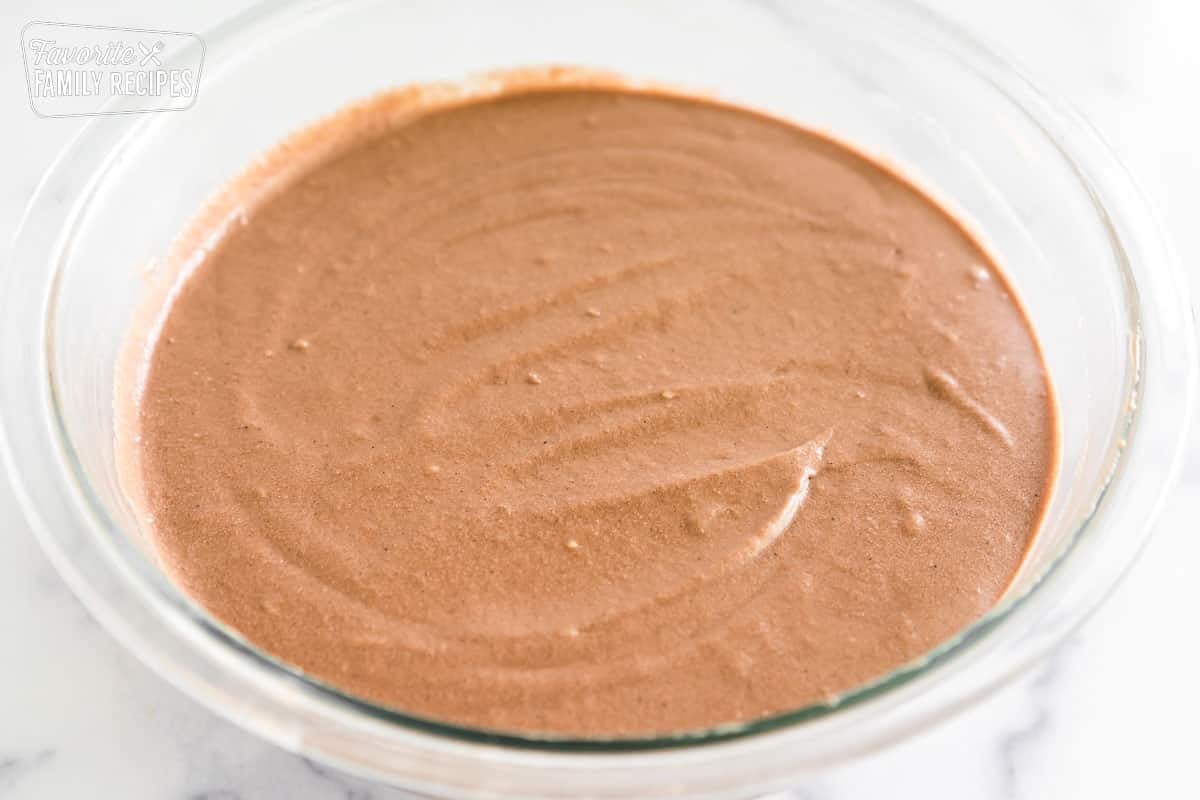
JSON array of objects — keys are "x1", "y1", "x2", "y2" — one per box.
[{"x1": 2, "y1": 0, "x2": 1195, "y2": 797}]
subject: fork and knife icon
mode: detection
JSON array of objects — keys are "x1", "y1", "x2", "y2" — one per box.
[{"x1": 137, "y1": 39, "x2": 164, "y2": 67}]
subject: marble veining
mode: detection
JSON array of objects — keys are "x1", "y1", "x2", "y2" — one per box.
[
  {"x1": 996, "y1": 643, "x2": 1076, "y2": 799},
  {"x1": 0, "y1": 750, "x2": 54, "y2": 793}
]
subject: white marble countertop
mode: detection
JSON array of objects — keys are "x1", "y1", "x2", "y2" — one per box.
[{"x1": 2, "y1": 1, "x2": 1196, "y2": 797}]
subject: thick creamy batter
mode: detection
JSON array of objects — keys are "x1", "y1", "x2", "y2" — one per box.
[{"x1": 132, "y1": 82, "x2": 1056, "y2": 736}]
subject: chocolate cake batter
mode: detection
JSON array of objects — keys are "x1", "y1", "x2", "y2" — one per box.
[{"x1": 129, "y1": 79, "x2": 1056, "y2": 736}]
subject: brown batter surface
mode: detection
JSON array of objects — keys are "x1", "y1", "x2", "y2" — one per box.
[{"x1": 132, "y1": 83, "x2": 1056, "y2": 737}]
